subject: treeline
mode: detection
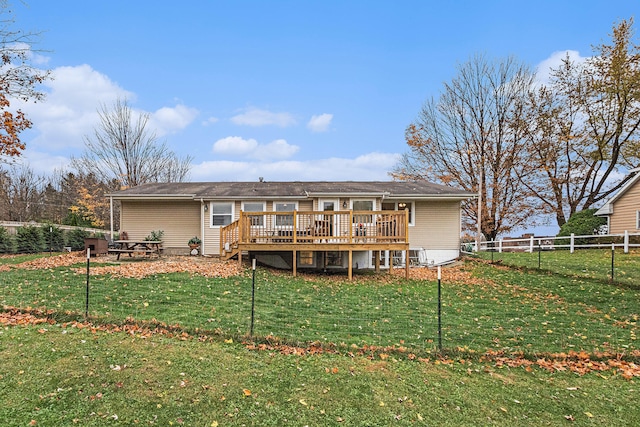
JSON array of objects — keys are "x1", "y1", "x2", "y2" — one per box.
[{"x1": 0, "y1": 164, "x2": 121, "y2": 229}]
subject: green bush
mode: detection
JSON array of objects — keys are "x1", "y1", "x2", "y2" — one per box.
[
  {"x1": 40, "y1": 223, "x2": 65, "y2": 252},
  {"x1": 16, "y1": 225, "x2": 45, "y2": 254},
  {"x1": 557, "y1": 209, "x2": 608, "y2": 245},
  {"x1": 65, "y1": 228, "x2": 90, "y2": 251},
  {"x1": 0, "y1": 226, "x2": 16, "y2": 254},
  {"x1": 145, "y1": 230, "x2": 164, "y2": 241}
]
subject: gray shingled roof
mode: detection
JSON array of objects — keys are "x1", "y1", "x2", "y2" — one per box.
[{"x1": 109, "y1": 181, "x2": 475, "y2": 200}]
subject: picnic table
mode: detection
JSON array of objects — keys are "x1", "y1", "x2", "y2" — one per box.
[{"x1": 109, "y1": 240, "x2": 163, "y2": 260}]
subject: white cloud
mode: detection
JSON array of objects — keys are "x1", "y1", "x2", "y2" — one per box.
[
  {"x1": 307, "y1": 113, "x2": 333, "y2": 132},
  {"x1": 213, "y1": 136, "x2": 259, "y2": 155},
  {"x1": 15, "y1": 147, "x2": 71, "y2": 175},
  {"x1": 212, "y1": 136, "x2": 299, "y2": 160},
  {"x1": 253, "y1": 139, "x2": 299, "y2": 160},
  {"x1": 191, "y1": 151, "x2": 401, "y2": 181},
  {"x1": 16, "y1": 64, "x2": 133, "y2": 151},
  {"x1": 230, "y1": 107, "x2": 296, "y2": 127},
  {"x1": 149, "y1": 104, "x2": 199, "y2": 136},
  {"x1": 202, "y1": 116, "x2": 219, "y2": 126},
  {"x1": 535, "y1": 50, "x2": 588, "y2": 85},
  {"x1": 14, "y1": 63, "x2": 199, "y2": 165}
]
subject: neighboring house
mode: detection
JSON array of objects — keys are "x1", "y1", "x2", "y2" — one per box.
[
  {"x1": 596, "y1": 169, "x2": 640, "y2": 234},
  {"x1": 108, "y1": 181, "x2": 475, "y2": 278}
]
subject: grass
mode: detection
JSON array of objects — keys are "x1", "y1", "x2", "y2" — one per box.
[
  {"x1": 475, "y1": 248, "x2": 640, "y2": 287},
  {"x1": 1, "y1": 253, "x2": 639, "y2": 355},
  {"x1": 1, "y1": 321, "x2": 638, "y2": 426},
  {"x1": 1, "y1": 252, "x2": 640, "y2": 425}
]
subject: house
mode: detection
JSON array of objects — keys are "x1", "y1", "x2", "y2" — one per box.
[
  {"x1": 108, "y1": 181, "x2": 475, "y2": 278},
  {"x1": 595, "y1": 169, "x2": 640, "y2": 234}
]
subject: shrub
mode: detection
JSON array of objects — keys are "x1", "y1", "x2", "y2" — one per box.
[
  {"x1": 145, "y1": 230, "x2": 164, "y2": 241},
  {"x1": 16, "y1": 225, "x2": 45, "y2": 253},
  {"x1": 39, "y1": 223, "x2": 65, "y2": 252},
  {"x1": 557, "y1": 209, "x2": 608, "y2": 245},
  {"x1": 0, "y1": 226, "x2": 16, "y2": 254},
  {"x1": 65, "y1": 228, "x2": 90, "y2": 251}
]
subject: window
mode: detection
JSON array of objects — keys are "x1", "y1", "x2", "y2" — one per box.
[
  {"x1": 275, "y1": 202, "x2": 296, "y2": 226},
  {"x1": 382, "y1": 201, "x2": 414, "y2": 226},
  {"x1": 211, "y1": 202, "x2": 233, "y2": 227},
  {"x1": 637, "y1": 210, "x2": 640, "y2": 229},
  {"x1": 298, "y1": 251, "x2": 314, "y2": 266},
  {"x1": 352, "y1": 199, "x2": 374, "y2": 224},
  {"x1": 243, "y1": 202, "x2": 265, "y2": 226},
  {"x1": 353, "y1": 200, "x2": 374, "y2": 211}
]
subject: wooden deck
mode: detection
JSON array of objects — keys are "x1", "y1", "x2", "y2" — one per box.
[{"x1": 220, "y1": 210, "x2": 410, "y2": 279}]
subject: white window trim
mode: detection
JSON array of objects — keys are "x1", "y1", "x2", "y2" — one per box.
[
  {"x1": 210, "y1": 201, "x2": 235, "y2": 228},
  {"x1": 351, "y1": 199, "x2": 376, "y2": 225},
  {"x1": 350, "y1": 199, "x2": 376, "y2": 210},
  {"x1": 397, "y1": 201, "x2": 415, "y2": 227},
  {"x1": 274, "y1": 201, "x2": 298, "y2": 227},
  {"x1": 242, "y1": 201, "x2": 266, "y2": 227}
]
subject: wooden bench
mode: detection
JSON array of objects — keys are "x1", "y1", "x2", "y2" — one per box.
[{"x1": 108, "y1": 248, "x2": 155, "y2": 260}]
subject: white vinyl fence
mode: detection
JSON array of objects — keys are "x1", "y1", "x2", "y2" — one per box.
[{"x1": 462, "y1": 230, "x2": 640, "y2": 254}]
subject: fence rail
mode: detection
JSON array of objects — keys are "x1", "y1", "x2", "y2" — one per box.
[{"x1": 463, "y1": 231, "x2": 640, "y2": 254}]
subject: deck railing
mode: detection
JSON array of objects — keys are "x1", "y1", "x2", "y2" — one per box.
[{"x1": 221, "y1": 210, "x2": 408, "y2": 254}]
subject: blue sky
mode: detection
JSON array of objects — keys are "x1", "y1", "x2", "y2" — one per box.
[{"x1": 11, "y1": 1, "x2": 639, "y2": 193}]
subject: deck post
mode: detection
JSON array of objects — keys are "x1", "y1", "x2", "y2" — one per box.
[
  {"x1": 348, "y1": 250, "x2": 353, "y2": 280},
  {"x1": 293, "y1": 250, "x2": 297, "y2": 277},
  {"x1": 375, "y1": 250, "x2": 380, "y2": 272},
  {"x1": 238, "y1": 248, "x2": 242, "y2": 269},
  {"x1": 389, "y1": 249, "x2": 393, "y2": 273}
]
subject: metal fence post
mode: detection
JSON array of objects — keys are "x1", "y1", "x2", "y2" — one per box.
[
  {"x1": 250, "y1": 258, "x2": 256, "y2": 337},
  {"x1": 611, "y1": 243, "x2": 615, "y2": 283},
  {"x1": 538, "y1": 240, "x2": 541, "y2": 269},
  {"x1": 437, "y1": 266, "x2": 442, "y2": 352},
  {"x1": 85, "y1": 248, "x2": 90, "y2": 318}
]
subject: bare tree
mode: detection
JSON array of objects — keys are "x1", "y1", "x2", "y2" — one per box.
[
  {"x1": 393, "y1": 55, "x2": 536, "y2": 240},
  {"x1": 72, "y1": 98, "x2": 193, "y2": 188},
  {"x1": 0, "y1": 164, "x2": 46, "y2": 221},
  {"x1": 520, "y1": 18, "x2": 640, "y2": 226},
  {"x1": 0, "y1": 3, "x2": 50, "y2": 159}
]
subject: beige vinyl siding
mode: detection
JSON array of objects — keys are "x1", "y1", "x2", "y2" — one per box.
[
  {"x1": 204, "y1": 199, "x2": 314, "y2": 256},
  {"x1": 202, "y1": 201, "x2": 236, "y2": 256},
  {"x1": 610, "y1": 182, "x2": 640, "y2": 233},
  {"x1": 120, "y1": 200, "x2": 200, "y2": 249},
  {"x1": 410, "y1": 200, "x2": 461, "y2": 249}
]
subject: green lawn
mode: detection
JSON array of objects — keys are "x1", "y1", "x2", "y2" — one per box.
[
  {"x1": 1, "y1": 253, "x2": 639, "y2": 425},
  {"x1": 1, "y1": 322, "x2": 638, "y2": 426},
  {"x1": 1, "y1": 252, "x2": 638, "y2": 355},
  {"x1": 474, "y1": 248, "x2": 640, "y2": 287}
]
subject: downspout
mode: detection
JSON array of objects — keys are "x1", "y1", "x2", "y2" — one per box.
[{"x1": 200, "y1": 198, "x2": 206, "y2": 256}]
